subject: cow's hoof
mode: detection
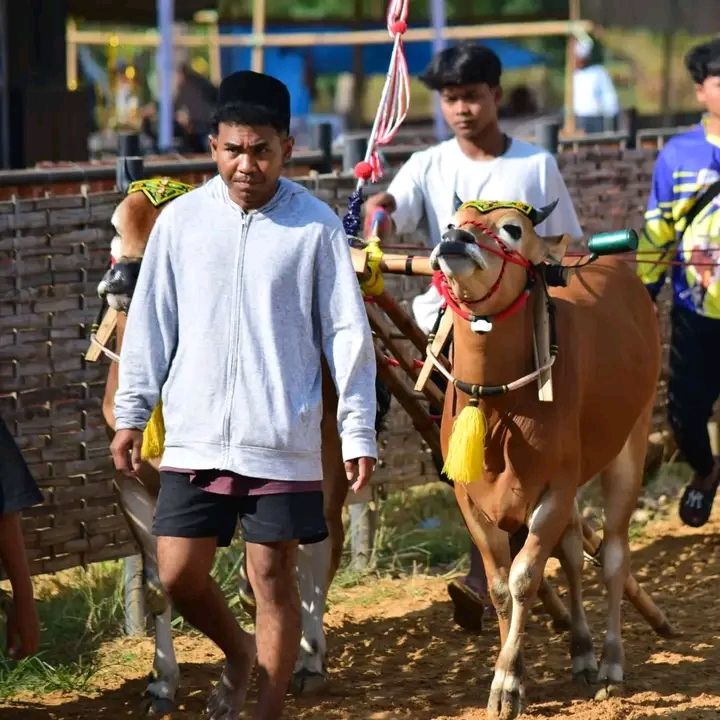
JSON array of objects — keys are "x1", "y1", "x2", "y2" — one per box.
[
  {"x1": 290, "y1": 668, "x2": 328, "y2": 696},
  {"x1": 594, "y1": 682, "x2": 625, "y2": 701},
  {"x1": 487, "y1": 688, "x2": 524, "y2": 720},
  {"x1": 141, "y1": 695, "x2": 175, "y2": 717}
]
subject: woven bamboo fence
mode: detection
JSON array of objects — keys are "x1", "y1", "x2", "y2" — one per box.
[{"x1": 0, "y1": 146, "x2": 680, "y2": 577}]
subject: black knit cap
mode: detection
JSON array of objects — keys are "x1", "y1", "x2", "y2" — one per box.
[{"x1": 216, "y1": 70, "x2": 291, "y2": 133}]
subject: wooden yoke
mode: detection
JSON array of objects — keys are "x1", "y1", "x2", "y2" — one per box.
[{"x1": 85, "y1": 307, "x2": 118, "y2": 362}]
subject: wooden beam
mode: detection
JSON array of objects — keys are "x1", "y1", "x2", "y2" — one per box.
[
  {"x1": 68, "y1": 19, "x2": 594, "y2": 49},
  {"x1": 85, "y1": 307, "x2": 118, "y2": 362},
  {"x1": 208, "y1": 20, "x2": 222, "y2": 86}
]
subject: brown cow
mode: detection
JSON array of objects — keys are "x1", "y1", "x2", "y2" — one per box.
[
  {"x1": 98, "y1": 179, "x2": 355, "y2": 714},
  {"x1": 429, "y1": 199, "x2": 661, "y2": 719}
]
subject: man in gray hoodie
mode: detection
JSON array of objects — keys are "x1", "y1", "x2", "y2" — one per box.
[{"x1": 110, "y1": 71, "x2": 378, "y2": 720}]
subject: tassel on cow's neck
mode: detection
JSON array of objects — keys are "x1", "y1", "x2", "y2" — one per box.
[
  {"x1": 442, "y1": 395, "x2": 486, "y2": 484},
  {"x1": 141, "y1": 403, "x2": 165, "y2": 460}
]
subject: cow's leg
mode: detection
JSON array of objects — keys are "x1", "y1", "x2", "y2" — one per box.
[
  {"x1": 292, "y1": 537, "x2": 332, "y2": 694},
  {"x1": 487, "y1": 487, "x2": 574, "y2": 720},
  {"x1": 455, "y1": 489, "x2": 512, "y2": 644},
  {"x1": 292, "y1": 361, "x2": 347, "y2": 695},
  {"x1": 511, "y1": 526, "x2": 571, "y2": 633},
  {"x1": 144, "y1": 607, "x2": 177, "y2": 717},
  {"x1": 115, "y1": 472, "x2": 180, "y2": 714},
  {"x1": 596, "y1": 407, "x2": 650, "y2": 700},
  {"x1": 555, "y1": 503, "x2": 597, "y2": 685}
]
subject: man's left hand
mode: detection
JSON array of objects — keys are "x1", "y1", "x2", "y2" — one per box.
[{"x1": 344, "y1": 457, "x2": 376, "y2": 493}]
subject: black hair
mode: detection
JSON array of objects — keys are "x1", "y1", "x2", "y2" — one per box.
[
  {"x1": 419, "y1": 42, "x2": 502, "y2": 91},
  {"x1": 211, "y1": 102, "x2": 289, "y2": 135},
  {"x1": 685, "y1": 39, "x2": 720, "y2": 85}
]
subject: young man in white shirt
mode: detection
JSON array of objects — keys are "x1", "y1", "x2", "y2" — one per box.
[{"x1": 365, "y1": 42, "x2": 582, "y2": 632}]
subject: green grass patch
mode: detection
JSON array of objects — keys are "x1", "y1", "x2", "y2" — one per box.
[{"x1": 0, "y1": 561, "x2": 124, "y2": 697}]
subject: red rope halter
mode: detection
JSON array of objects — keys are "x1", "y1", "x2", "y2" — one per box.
[{"x1": 433, "y1": 220, "x2": 536, "y2": 325}]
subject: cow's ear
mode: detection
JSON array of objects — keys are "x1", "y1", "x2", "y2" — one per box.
[{"x1": 526, "y1": 232, "x2": 571, "y2": 265}]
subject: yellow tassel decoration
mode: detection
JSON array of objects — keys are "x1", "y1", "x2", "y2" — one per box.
[
  {"x1": 442, "y1": 398, "x2": 486, "y2": 484},
  {"x1": 141, "y1": 403, "x2": 165, "y2": 460}
]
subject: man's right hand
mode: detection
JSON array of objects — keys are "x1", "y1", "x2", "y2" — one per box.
[
  {"x1": 110, "y1": 429, "x2": 144, "y2": 476},
  {"x1": 363, "y1": 192, "x2": 397, "y2": 237}
]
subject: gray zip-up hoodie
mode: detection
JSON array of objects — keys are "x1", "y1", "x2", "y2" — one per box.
[{"x1": 114, "y1": 175, "x2": 378, "y2": 481}]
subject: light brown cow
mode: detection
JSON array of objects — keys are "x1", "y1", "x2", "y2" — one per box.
[
  {"x1": 98, "y1": 180, "x2": 352, "y2": 714},
  {"x1": 430, "y1": 199, "x2": 661, "y2": 719}
]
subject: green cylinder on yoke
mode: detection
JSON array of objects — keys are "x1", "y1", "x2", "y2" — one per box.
[{"x1": 587, "y1": 229, "x2": 639, "y2": 256}]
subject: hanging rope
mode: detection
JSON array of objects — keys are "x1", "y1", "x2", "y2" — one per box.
[{"x1": 342, "y1": 0, "x2": 410, "y2": 239}]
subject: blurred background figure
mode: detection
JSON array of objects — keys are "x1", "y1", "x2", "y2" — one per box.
[
  {"x1": 573, "y1": 35, "x2": 620, "y2": 133},
  {"x1": 114, "y1": 61, "x2": 141, "y2": 130},
  {"x1": 173, "y1": 62, "x2": 218, "y2": 153}
]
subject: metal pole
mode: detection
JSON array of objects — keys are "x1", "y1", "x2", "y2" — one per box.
[
  {"x1": 157, "y1": 0, "x2": 175, "y2": 152},
  {"x1": 312, "y1": 122, "x2": 333, "y2": 174},
  {"x1": 535, "y1": 120, "x2": 560, "y2": 155},
  {"x1": 342, "y1": 134, "x2": 367, "y2": 175},
  {"x1": 123, "y1": 554, "x2": 146, "y2": 636},
  {"x1": 429, "y1": 0, "x2": 447, "y2": 141},
  {"x1": 116, "y1": 133, "x2": 144, "y2": 192},
  {"x1": 0, "y1": 0, "x2": 9, "y2": 169}
]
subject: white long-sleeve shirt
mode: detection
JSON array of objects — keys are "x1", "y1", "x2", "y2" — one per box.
[{"x1": 573, "y1": 65, "x2": 619, "y2": 118}]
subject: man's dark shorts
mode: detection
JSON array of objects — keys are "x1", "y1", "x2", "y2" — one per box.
[{"x1": 153, "y1": 471, "x2": 328, "y2": 546}]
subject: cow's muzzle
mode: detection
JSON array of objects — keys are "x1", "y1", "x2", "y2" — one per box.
[{"x1": 97, "y1": 259, "x2": 142, "y2": 312}]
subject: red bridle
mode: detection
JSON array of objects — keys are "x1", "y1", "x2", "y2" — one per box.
[{"x1": 433, "y1": 219, "x2": 536, "y2": 325}]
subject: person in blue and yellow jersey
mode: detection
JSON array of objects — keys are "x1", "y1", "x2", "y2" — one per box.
[{"x1": 637, "y1": 38, "x2": 720, "y2": 528}]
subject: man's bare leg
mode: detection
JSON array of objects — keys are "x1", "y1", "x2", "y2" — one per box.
[
  {"x1": 157, "y1": 536, "x2": 256, "y2": 719},
  {"x1": 246, "y1": 540, "x2": 300, "y2": 720}
]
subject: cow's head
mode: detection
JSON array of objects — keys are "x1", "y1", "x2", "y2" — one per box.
[
  {"x1": 430, "y1": 198, "x2": 570, "y2": 319},
  {"x1": 97, "y1": 178, "x2": 193, "y2": 312}
]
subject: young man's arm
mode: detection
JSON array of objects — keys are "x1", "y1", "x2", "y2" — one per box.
[
  {"x1": 636, "y1": 151, "x2": 677, "y2": 301},
  {"x1": 111, "y1": 212, "x2": 179, "y2": 473},
  {"x1": 364, "y1": 153, "x2": 425, "y2": 237},
  {"x1": 0, "y1": 512, "x2": 39, "y2": 658},
  {"x1": 315, "y1": 225, "x2": 378, "y2": 490}
]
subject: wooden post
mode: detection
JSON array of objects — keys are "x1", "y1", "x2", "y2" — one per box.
[
  {"x1": 659, "y1": 30, "x2": 673, "y2": 127},
  {"x1": 312, "y1": 122, "x2": 333, "y2": 174},
  {"x1": 123, "y1": 554, "x2": 146, "y2": 636},
  {"x1": 535, "y1": 119, "x2": 560, "y2": 155},
  {"x1": 251, "y1": 0, "x2": 266, "y2": 73},
  {"x1": 349, "y1": 498, "x2": 374, "y2": 570},
  {"x1": 66, "y1": 18, "x2": 79, "y2": 91},
  {"x1": 562, "y1": 0, "x2": 581, "y2": 136},
  {"x1": 115, "y1": 132, "x2": 144, "y2": 193},
  {"x1": 208, "y1": 19, "x2": 222, "y2": 86}
]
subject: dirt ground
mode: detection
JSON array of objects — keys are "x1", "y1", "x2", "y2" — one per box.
[{"x1": 2, "y1": 506, "x2": 720, "y2": 720}]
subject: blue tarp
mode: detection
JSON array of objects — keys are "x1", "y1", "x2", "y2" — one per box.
[
  {"x1": 219, "y1": 25, "x2": 546, "y2": 118},
  {"x1": 221, "y1": 25, "x2": 544, "y2": 75}
]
